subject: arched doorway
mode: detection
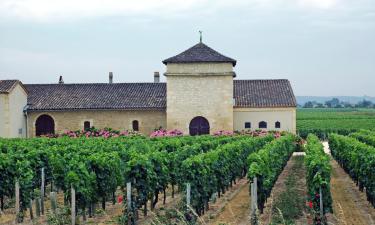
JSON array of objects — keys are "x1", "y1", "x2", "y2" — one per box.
[
  {"x1": 35, "y1": 115, "x2": 55, "y2": 136},
  {"x1": 189, "y1": 116, "x2": 210, "y2": 136}
]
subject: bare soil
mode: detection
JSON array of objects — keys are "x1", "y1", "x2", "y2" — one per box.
[
  {"x1": 328, "y1": 159, "x2": 375, "y2": 225},
  {"x1": 206, "y1": 178, "x2": 250, "y2": 225},
  {"x1": 323, "y1": 142, "x2": 375, "y2": 225}
]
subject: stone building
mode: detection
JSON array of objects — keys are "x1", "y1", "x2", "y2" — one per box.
[{"x1": 0, "y1": 41, "x2": 297, "y2": 138}]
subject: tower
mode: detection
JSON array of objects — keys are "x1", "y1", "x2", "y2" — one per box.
[{"x1": 163, "y1": 41, "x2": 236, "y2": 135}]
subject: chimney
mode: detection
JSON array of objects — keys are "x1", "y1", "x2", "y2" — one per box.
[
  {"x1": 58, "y1": 76, "x2": 64, "y2": 84},
  {"x1": 109, "y1": 72, "x2": 113, "y2": 84},
  {"x1": 154, "y1": 72, "x2": 160, "y2": 83}
]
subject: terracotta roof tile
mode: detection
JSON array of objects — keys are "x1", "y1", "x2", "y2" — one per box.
[
  {"x1": 234, "y1": 79, "x2": 297, "y2": 108},
  {"x1": 162, "y1": 42, "x2": 236, "y2": 66},
  {"x1": 24, "y1": 83, "x2": 166, "y2": 111},
  {"x1": 24, "y1": 79, "x2": 296, "y2": 110},
  {"x1": 0, "y1": 80, "x2": 19, "y2": 93}
]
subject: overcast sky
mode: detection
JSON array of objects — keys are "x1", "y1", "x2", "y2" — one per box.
[{"x1": 0, "y1": 0, "x2": 374, "y2": 96}]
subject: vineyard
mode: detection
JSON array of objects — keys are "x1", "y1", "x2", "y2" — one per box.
[
  {"x1": 0, "y1": 132, "x2": 285, "y2": 224},
  {"x1": 1, "y1": 129, "x2": 375, "y2": 225},
  {"x1": 297, "y1": 108, "x2": 375, "y2": 138}
]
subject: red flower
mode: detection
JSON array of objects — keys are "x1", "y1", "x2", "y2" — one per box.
[
  {"x1": 118, "y1": 195, "x2": 123, "y2": 204},
  {"x1": 308, "y1": 201, "x2": 313, "y2": 209}
]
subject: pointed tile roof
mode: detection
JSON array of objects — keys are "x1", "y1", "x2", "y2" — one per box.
[
  {"x1": 0, "y1": 80, "x2": 27, "y2": 94},
  {"x1": 162, "y1": 42, "x2": 237, "y2": 66}
]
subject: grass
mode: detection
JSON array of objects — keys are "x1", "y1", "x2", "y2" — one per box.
[{"x1": 270, "y1": 156, "x2": 306, "y2": 225}]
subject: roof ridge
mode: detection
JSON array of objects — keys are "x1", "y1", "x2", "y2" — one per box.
[{"x1": 24, "y1": 82, "x2": 167, "y2": 86}]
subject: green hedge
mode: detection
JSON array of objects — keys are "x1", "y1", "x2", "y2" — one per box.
[
  {"x1": 247, "y1": 135, "x2": 296, "y2": 213},
  {"x1": 329, "y1": 134, "x2": 375, "y2": 207},
  {"x1": 305, "y1": 134, "x2": 332, "y2": 216}
]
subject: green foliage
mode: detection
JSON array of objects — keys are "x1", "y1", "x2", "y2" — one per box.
[
  {"x1": 329, "y1": 133, "x2": 375, "y2": 207},
  {"x1": 271, "y1": 156, "x2": 305, "y2": 225},
  {"x1": 179, "y1": 135, "x2": 274, "y2": 216},
  {"x1": 247, "y1": 135, "x2": 297, "y2": 213},
  {"x1": 1, "y1": 134, "x2": 272, "y2": 221},
  {"x1": 297, "y1": 108, "x2": 375, "y2": 139},
  {"x1": 305, "y1": 134, "x2": 332, "y2": 216}
]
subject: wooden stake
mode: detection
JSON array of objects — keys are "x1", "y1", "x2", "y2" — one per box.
[
  {"x1": 319, "y1": 187, "x2": 323, "y2": 218},
  {"x1": 71, "y1": 185, "x2": 76, "y2": 225},
  {"x1": 126, "y1": 182, "x2": 131, "y2": 211},
  {"x1": 50, "y1": 192, "x2": 57, "y2": 214},
  {"x1": 41, "y1": 167, "x2": 45, "y2": 215},
  {"x1": 29, "y1": 199, "x2": 34, "y2": 220},
  {"x1": 35, "y1": 198, "x2": 41, "y2": 217},
  {"x1": 15, "y1": 180, "x2": 20, "y2": 223},
  {"x1": 186, "y1": 183, "x2": 191, "y2": 208},
  {"x1": 254, "y1": 177, "x2": 258, "y2": 210}
]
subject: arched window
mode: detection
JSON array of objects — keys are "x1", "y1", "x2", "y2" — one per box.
[
  {"x1": 35, "y1": 114, "x2": 55, "y2": 136},
  {"x1": 259, "y1": 121, "x2": 267, "y2": 129},
  {"x1": 275, "y1": 121, "x2": 281, "y2": 128},
  {"x1": 84, "y1": 121, "x2": 91, "y2": 130},
  {"x1": 132, "y1": 120, "x2": 139, "y2": 131},
  {"x1": 245, "y1": 122, "x2": 251, "y2": 129}
]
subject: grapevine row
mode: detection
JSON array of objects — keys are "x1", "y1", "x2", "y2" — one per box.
[{"x1": 328, "y1": 134, "x2": 375, "y2": 207}]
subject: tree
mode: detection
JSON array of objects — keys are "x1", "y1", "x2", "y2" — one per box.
[
  {"x1": 325, "y1": 98, "x2": 340, "y2": 108},
  {"x1": 356, "y1": 100, "x2": 373, "y2": 108},
  {"x1": 304, "y1": 101, "x2": 314, "y2": 108}
]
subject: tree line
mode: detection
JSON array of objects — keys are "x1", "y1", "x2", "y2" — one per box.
[{"x1": 301, "y1": 98, "x2": 374, "y2": 108}]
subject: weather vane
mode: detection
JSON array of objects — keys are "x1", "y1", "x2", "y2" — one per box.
[{"x1": 199, "y1": 30, "x2": 202, "y2": 43}]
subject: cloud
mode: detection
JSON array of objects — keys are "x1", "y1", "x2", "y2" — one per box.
[
  {"x1": 298, "y1": 0, "x2": 340, "y2": 9},
  {"x1": 0, "y1": 0, "x2": 205, "y2": 21},
  {"x1": 0, "y1": 0, "x2": 361, "y2": 22}
]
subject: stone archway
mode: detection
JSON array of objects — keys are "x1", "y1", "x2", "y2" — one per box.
[
  {"x1": 35, "y1": 114, "x2": 55, "y2": 136},
  {"x1": 189, "y1": 116, "x2": 210, "y2": 136}
]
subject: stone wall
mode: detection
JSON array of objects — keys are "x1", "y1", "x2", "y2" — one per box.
[
  {"x1": 27, "y1": 110, "x2": 166, "y2": 137},
  {"x1": 233, "y1": 107, "x2": 296, "y2": 134},
  {"x1": 0, "y1": 84, "x2": 27, "y2": 138},
  {"x1": 0, "y1": 93, "x2": 8, "y2": 137},
  {"x1": 9, "y1": 84, "x2": 27, "y2": 137},
  {"x1": 165, "y1": 62, "x2": 234, "y2": 134}
]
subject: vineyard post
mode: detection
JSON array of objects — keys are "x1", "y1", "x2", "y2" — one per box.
[
  {"x1": 35, "y1": 198, "x2": 41, "y2": 217},
  {"x1": 29, "y1": 199, "x2": 34, "y2": 220},
  {"x1": 319, "y1": 187, "x2": 323, "y2": 219},
  {"x1": 71, "y1": 185, "x2": 76, "y2": 225},
  {"x1": 126, "y1": 182, "x2": 131, "y2": 212},
  {"x1": 250, "y1": 177, "x2": 258, "y2": 225},
  {"x1": 186, "y1": 183, "x2": 191, "y2": 208},
  {"x1": 254, "y1": 177, "x2": 258, "y2": 210},
  {"x1": 15, "y1": 180, "x2": 20, "y2": 223},
  {"x1": 41, "y1": 167, "x2": 45, "y2": 215},
  {"x1": 50, "y1": 191, "x2": 57, "y2": 214}
]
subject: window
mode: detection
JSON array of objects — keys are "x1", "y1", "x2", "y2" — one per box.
[
  {"x1": 245, "y1": 122, "x2": 251, "y2": 129},
  {"x1": 259, "y1": 121, "x2": 267, "y2": 129},
  {"x1": 84, "y1": 121, "x2": 91, "y2": 130},
  {"x1": 275, "y1": 121, "x2": 281, "y2": 128},
  {"x1": 132, "y1": 120, "x2": 139, "y2": 131}
]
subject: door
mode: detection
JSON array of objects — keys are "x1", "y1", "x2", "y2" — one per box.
[{"x1": 189, "y1": 116, "x2": 210, "y2": 136}]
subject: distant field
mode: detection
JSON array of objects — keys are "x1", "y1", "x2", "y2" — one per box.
[{"x1": 297, "y1": 108, "x2": 375, "y2": 138}]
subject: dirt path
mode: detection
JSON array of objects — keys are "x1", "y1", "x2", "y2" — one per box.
[
  {"x1": 260, "y1": 154, "x2": 309, "y2": 225},
  {"x1": 323, "y1": 142, "x2": 375, "y2": 225},
  {"x1": 206, "y1": 179, "x2": 250, "y2": 225},
  {"x1": 207, "y1": 153, "x2": 309, "y2": 225}
]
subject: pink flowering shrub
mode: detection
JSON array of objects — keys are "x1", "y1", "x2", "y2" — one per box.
[
  {"x1": 150, "y1": 129, "x2": 184, "y2": 137},
  {"x1": 60, "y1": 127, "x2": 141, "y2": 138},
  {"x1": 213, "y1": 130, "x2": 234, "y2": 136},
  {"x1": 236, "y1": 129, "x2": 283, "y2": 138}
]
